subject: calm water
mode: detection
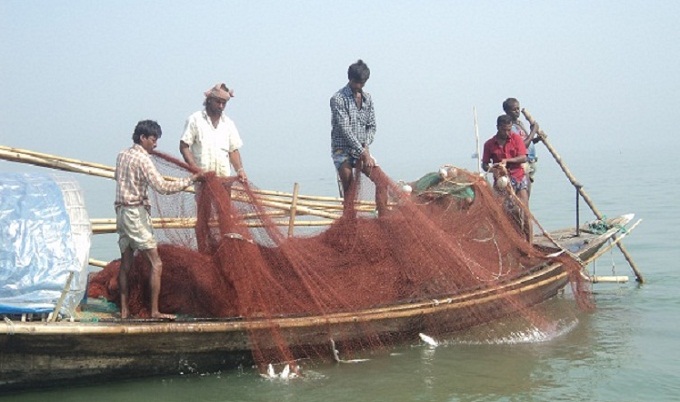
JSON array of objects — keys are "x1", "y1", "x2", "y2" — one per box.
[{"x1": 2, "y1": 142, "x2": 678, "y2": 402}]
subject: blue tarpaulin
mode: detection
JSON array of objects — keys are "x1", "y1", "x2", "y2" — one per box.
[{"x1": 0, "y1": 173, "x2": 90, "y2": 315}]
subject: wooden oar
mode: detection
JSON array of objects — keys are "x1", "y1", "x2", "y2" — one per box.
[{"x1": 522, "y1": 109, "x2": 644, "y2": 283}]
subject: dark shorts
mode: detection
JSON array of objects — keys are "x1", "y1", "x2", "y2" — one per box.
[
  {"x1": 510, "y1": 176, "x2": 529, "y2": 193},
  {"x1": 332, "y1": 149, "x2": 358, "y2": 170}
]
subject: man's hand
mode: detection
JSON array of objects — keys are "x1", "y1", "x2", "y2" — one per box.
[
  {"x1": 191, "y1": 170, "x2": 207, "y2": 182},
  {"x1": 236, "y1": 168, "x2": 248, "y2": 183},
  {"x1": 360, "y1": 149, "x2": 375, "y2": 168}
]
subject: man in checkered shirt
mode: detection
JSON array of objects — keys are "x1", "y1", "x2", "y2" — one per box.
[
  {"x1": 115, "y1": 120, "x2": 202, "y2": 320},
  {"x1": 330, "y1": 59, "x2": 388, "y2": 216}
]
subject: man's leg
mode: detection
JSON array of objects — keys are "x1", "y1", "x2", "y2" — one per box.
[
  {"x1": 141, "y1": 247, "x2": 175, "y2": 320},
  {"x1": 118, "y1": 247, "x2": 134, "y2": 319},
  {"x1": 363, "y1": 165, "x2": 389, "y2": 216},
  {"x1": 516, "y1": 188, "x2": 529, "y2": 207},
  {"x1": 337, "y1": 161, "x2": 355, "y2": 215},
  {"x1": 516, "y1": 188, "x2": 533, "y2": 242},
  {"x1": 195, "y1": 185, "x2": 212, "y2": 253}
]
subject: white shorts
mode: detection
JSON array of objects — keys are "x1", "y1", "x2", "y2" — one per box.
[{"x1": 116, "y1": 206, "x2": 157, "y2": 252}]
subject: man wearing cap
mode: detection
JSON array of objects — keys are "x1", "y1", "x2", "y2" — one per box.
[{"x1": 180, "y1": 83, "x2": 247, "y2": 182}]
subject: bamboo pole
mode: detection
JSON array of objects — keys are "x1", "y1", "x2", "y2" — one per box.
[
  {"x1": 90, "y1": 215, "x2": 334, "y2": 227},
  {"x1": 0, "y1": 145, "x2": 115, "y2": 172},
  {"x1": 91, "y1": 218, "x2": 335, "y2": 234},
  {"x1": 249, "y1": 187, "x2": 375, "y2": 205},
  {"x1": 0, "y1": 146, "x2": 382, "y2": 219},
  {"x1": 90, "y1": 217, "x2": 199, "y2": 226},
  {"x1": 590, "y1": 276, "x2": 629, "y2": 283},
  {"x1": 288, "y1": 182, "x2": 300, "y2": 237},
  {"x1": 0, "y1": 145, "x2": 374, "y2": 205},
  {"x1": 244, "y1": 190, "x2": 379, "y2": 211},
  {"x1": 0, "y1": 147, "x2": 350, "y2": 218},
  {"x1": 522, "y1": 108, "x2": 644, "y2": 283},
  {"x1": 249, "y1": 193, "x2": 349, "y2": 211},
  {"x1": 89, "y1": 258, "x2": 110, "y2": 268},
  {"x1": 241, "y1": 210, "x2": 289, "y2": 219},
  {"x1": 0, "y1": 148, "x2": 115, "y2": 179},
  {"x1": 473, "y1": 106, "x2": 482, "y2": 174},
  {"x1": 246, "y1": 197, "x2": 341, "y2": 220},
  {"x1": 50, "y1": 272, "x2": 74, "y2": 322}
]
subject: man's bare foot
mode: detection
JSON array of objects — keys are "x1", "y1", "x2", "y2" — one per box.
[
  {"x1": 121, "y1": 308, "x2": 130, "y2": 319},
  {"x1": 151, "y1": 312, "x2": 176, "y2": 320}
]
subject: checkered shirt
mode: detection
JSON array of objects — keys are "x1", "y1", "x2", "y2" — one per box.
[
  {"x1": 330, "y1": 84, "x2": 376, "y2": 158},
  {"x1": 114, "y1": 144, "x2": 192, "y2": 208}
]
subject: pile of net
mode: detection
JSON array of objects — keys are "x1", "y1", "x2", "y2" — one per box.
[{"x1": 89, "y1": 154, "x2": 591, "y2": 369}]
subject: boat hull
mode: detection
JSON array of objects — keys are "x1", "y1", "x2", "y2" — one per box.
[{"x1": 0, "y1": 260, "x2": 569, "y2": 391}]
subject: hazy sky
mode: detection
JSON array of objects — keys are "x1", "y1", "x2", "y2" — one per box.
[{"x1": 1, "y1": 1, "x2": 677, "y2": 206}]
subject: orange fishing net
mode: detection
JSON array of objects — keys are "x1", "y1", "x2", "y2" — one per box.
[{"x1": 88, "y1": 152, "x2": 591, "y2": 370}]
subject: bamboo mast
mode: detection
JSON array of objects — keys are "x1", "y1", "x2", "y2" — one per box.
[{"x1": 522, "y1": 108, "x2": 644, "y2": 283}]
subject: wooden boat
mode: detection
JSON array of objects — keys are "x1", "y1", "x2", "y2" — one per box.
[
  {"x1": 0, "y1": 214, "x2": 637, "y2": 392},
  {"x1": 0, "y1": 128, "x2": 644, "y2": 391}
]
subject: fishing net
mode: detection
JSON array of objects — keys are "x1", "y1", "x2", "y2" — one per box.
[{"x1": 88, "y1": 152, "x2": 592, "y2": 371}]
